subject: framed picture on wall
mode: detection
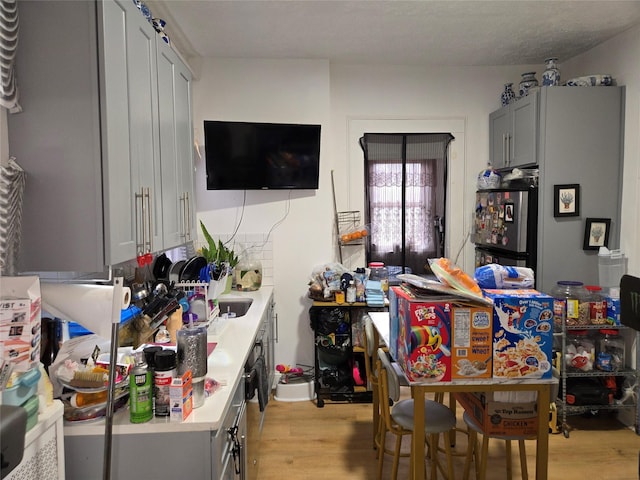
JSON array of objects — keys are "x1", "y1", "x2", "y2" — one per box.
[
  {"x1": 583, "y1": 218, "x2": 611, "y2": 250},
  {"x1": 554, "y1": 184, "x2": 580, "y2": 217}
]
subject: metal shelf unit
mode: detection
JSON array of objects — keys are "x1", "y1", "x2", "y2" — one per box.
[{"x1": 558, "y1": 322, "x2": 639, "y2": 437}]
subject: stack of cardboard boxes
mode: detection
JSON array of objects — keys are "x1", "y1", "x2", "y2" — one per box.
[{"x1": 389, "y1": 285, "x2": 554, "y2": 436}]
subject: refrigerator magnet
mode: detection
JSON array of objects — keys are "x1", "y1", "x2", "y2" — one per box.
[{"x1": 504, "y1": 203, "x2": 514, "y2": 223}]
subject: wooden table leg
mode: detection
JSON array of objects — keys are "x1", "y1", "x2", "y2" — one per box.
[
  {"x1": 535, "y1": 383, "x2": 550, "y2": 480},
  {"x1": 411, "y1": 386, "x2": 426, "y2": 480}
]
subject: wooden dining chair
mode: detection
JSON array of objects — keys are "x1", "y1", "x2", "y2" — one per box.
[
  {"x1": 376, "y1": 348, "x2": 456, "y2": 480},
  {"x1": 362, "y1": 314, "x2": 383, "y2": 451},
  {"x1": 462, "y1": 411, "x2": 534, "y2": 480}
]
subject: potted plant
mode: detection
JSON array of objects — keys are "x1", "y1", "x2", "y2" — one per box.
[{"x1": 199, "y1": 221, "x2": 238, "y2": 292}]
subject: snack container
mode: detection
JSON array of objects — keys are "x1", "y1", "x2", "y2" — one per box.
[
  {"x1": 483, "y1": 289, "x2": 554, "y2": 379},
  {"x1": 389, "y1": 287, "x2": 452, "y2": 383}
]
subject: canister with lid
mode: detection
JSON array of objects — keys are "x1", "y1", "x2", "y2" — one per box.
[
  {"x1": 550, "y1": 280, "x2": 590, "y2": 330},
  {"x1": 565, "y1": 330, "x2": 595, "y2": 372},
  {"x1": 368, "y1": 262, "x2": 389, "y2": 293},
  {"x1": 584, "y1": 285, "x2": 607, "y2": 325},
  {"x1": 596, "y1": 329, "x2": 625, "y2": 372}
]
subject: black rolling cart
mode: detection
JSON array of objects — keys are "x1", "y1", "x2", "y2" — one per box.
[{"x1": 309, "y1": 302, "x2": 375, "y2": 407}]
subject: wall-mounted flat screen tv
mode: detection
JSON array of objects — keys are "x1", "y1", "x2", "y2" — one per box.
[{"x1": 204, "y1": 120, "x2": 321, "y2": 190}]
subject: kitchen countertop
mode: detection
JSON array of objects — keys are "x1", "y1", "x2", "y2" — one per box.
[{"x1": 63, "y1": 287, "x2": 273, "y2": 436}]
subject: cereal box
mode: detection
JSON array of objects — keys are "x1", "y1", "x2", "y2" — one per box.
[
  {"x1": 451, "y1": 304, "x2": 493, "y2": 379},
  {"x1": 389, "y1": 286, "x2": 452, "y2": 383},
  {"x1": 483, "y1": 289, "x2": 554, "y2": 379}
]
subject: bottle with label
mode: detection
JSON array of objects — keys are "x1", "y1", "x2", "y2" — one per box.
[
  {"x1": 346, "y1": 280, "x2": 356, "y2": 303},
  {"x1": 154, "y1": 349, "x2": 176, "y2": 417},
  {"x1": 129, "y1": 353, "x2": 153, "y2": 423}
]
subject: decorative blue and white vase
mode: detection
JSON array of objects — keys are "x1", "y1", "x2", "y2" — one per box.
[
  {"x1": 500, "y1": 83, "x2": 516, "y2": 107},
  {"x1": 152, "y1": 18, "x2": 166, "y2": 32},
  {"x1": 518, "y1": 72, "x2": 539, "y2": 97},
  {"x1": 542, "y1": 57, "x2": 560, "y2": 86}
]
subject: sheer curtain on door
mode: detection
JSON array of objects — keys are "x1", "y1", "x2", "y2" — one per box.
[{"x1": 359, "y1": 133, "x2": 453, "y2": 275}]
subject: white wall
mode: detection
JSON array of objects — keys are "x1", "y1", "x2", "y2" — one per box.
[
  {"x1": 192, "y1": 28, "x2": 640, "y2": 367},
  {"x1": 192, "y1": 58, "x2": 332, "y2": 366}
]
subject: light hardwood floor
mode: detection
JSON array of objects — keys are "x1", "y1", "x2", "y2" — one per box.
[{"x1": 257, "y1": 397, "x2": 639, "y2": 480}]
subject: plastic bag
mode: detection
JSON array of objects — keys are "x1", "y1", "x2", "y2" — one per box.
[
  {"x1": 308, "y1": 263, "x2": 350, "y2": 300},
  {"x1": 428, "y1": 257, "x2": 482, "y2": 296},
  {"x1": 474, "y1": 264, "x2": 535, "y2": 289}
]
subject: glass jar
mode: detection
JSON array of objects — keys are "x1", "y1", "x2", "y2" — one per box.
[
  {"x1": 551, "y1": 280, "x2": 590, "y2": 331},
  {"x1": 368, "y1": 261, "x2": 389, "y2": 293},
  {"x1": 565, "y1": 330, "x2": 595, "y2": 372},
  {"x1": 596, "y1": 329, "x2": 625, "y2": 372},
  {"x1": 585, "y1": 285, "x2": 607, "y2": 325},
  {"x1": 234, "y1": 250, "x2": 263, "y2": 292}
]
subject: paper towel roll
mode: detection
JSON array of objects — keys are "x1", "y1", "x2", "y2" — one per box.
[{"x1": 41, "y1": 283, "x2": 131, "y2": 340}]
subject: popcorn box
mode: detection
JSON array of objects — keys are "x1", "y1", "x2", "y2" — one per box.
[
  {"x1": 170, "y1": 369, "x2": 193, "y2": 422},
  {"x1": 451, "y1": 305, "x2": 493, "y2": 379},
  {"x1": 0, "y1": 277, "x2": 42, "y2": 373},
  {"x1": 455, "y1": 390, "x2": 539, "y2": 437},
  {"x1": 389, "y1": 286, "x2": 452, "y2": 383},
  {"x1": 483, "y1": 289, "x2": 554, "y2": 379}
]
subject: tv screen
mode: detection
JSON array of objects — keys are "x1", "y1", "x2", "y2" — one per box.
[{"x1": 204, "y1": 120, "x2": 321, "y2": 190}]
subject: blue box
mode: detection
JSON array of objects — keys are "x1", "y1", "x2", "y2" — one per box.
[{"x1": 483, "y1": 289, "x2": 554, "y2": 379}]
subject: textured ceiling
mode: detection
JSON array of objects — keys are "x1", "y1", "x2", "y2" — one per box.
[{"x1": 147, "y1": 0, "x2": 640, "y2": 66}]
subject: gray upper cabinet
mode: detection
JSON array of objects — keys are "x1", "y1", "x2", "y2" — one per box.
[
  {"x1": 8, "y1": 0, "x2": 194, "y2": 273},
  {"x1": 157, "y1": 42, "x2": 196, "y2": 247},
  {"x1": 489, "y1": 92, "x2": 538, "y2": 168}
]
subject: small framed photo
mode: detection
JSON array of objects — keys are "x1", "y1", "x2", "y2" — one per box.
[
  {"x1": 583, "y1": 218, "x2": 611, "y2": 250},
  {"x1": 554, "y1": 184, "x2": 580, "y2": 217},
  {"x1": 504, "y1": 203, "x2": 514, "y2": 223}
]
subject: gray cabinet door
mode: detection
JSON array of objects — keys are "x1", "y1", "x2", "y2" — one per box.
[
  {"x1": 121, "y1": 1, "x2": 163, "y2": 256},
  {"x1": 8, "y1": 0, "x2": 108, "y2": 272},
  {"x1": 489, "y1": 107, "x2": 509, "y2": 167},
  {"x1": 489, "y1": 92, "x2": 538, "y2": 169},
  {"x1": 510, "y1": 92, "x2": 538, "y2": 167},
  {"x1": 158, "y1": 43, "x2": 195, "y2": 248}
]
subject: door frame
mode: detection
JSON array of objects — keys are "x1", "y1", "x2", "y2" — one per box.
[{"x1": 346, "y1": 116, "x2": 468, "y2": 273}]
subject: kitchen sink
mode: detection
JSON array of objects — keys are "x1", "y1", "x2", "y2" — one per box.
[{"x1": 217, "y1": 298, "x2": 253, "y2": 318}]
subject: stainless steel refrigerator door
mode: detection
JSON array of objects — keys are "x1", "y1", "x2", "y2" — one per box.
[{"x1": 473, "y1": 190, "x2": 529, "y2": 253}]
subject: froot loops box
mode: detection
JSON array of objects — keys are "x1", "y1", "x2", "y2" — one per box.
[
  {"x1": 483, "y1": 289, "x2": 554, "y2": 379},
  {"x1": 389, "y1": 287, "x2": 452, "y2": 383}
]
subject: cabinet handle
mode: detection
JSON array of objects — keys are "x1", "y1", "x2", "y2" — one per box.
[
  {"x1": 274, "y1": 311, "x2": 279, "y2": 343},
  {"x1": 144, "y1": 187, "x2": 153, "y2": 253},
  {"x1": 180, "y1": 191, "x2": 191, "y2": 240},
  {"x1": 135, "y1": 189, "x2": 145, "y2": 254},
  {"x1": 502, "y1": 133, "x2": 507, "y2": 166},
  {"x1": 179, "y1": 193, "x2": 186, "y2": 239},
  {"x1": 185, "y1": 191, "x2": 192, "y2": 240},
  {"x1": 507, "y1": 134, "x2": 512, "y2": 166}
]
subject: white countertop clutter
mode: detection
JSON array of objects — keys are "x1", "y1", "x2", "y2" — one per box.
[{"x1": 64, "y1": 287, "x2": 273, "y2": 436}]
